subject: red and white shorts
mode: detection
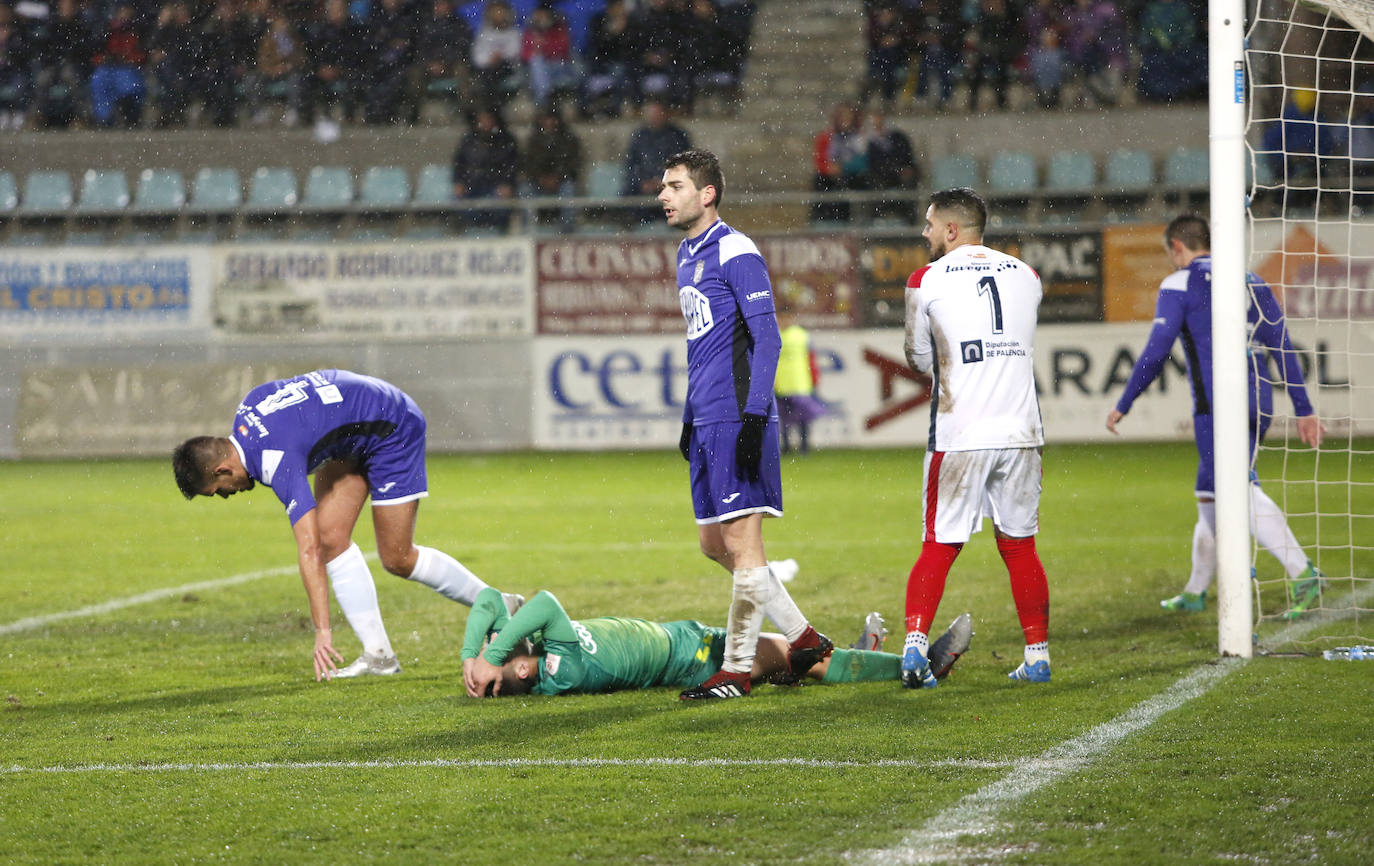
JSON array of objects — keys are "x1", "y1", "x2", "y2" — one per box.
[{"x1": 921, "y1": 448, "x2": 1042, "y2": 544}]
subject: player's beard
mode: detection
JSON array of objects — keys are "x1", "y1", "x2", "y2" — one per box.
[{"x1": 926, "y1": 237, "x2": 947, "y2": 260}]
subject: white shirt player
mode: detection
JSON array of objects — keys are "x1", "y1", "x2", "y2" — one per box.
[{"x1": 904, "y1": 243, "x2": 1044, "y2": 452}]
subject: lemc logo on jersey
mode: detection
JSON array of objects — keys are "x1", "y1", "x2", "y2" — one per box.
[{"x1": 961, "y1": 340, "x2": 984, "y2": 363}]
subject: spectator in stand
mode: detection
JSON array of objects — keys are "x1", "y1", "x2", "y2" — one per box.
[
  {"x1": 523, "y1": 3, "x2": 580, "y2": 110},
  {"x1": 413, "y1": 0, "x2": 473, "y2": 122},
  {"x1": 579, "y1": 0, "x2": 637, "y2": 118},
  {"x1": 1260, "y1": 88, "x2": 1346, "y2": 212},
  {"x1": 908, "y1": 0, "x2": 963, "y2": 112},
  {"x1": 1062, "y1": 0, "x2": 1128, "y2": 107},
  {"x1": 306, "y1": 0, "x2": 368, "y2": 123},
  {"x1": 147, "y1": 1, "x2": 195, "y2": 127},
  {"x1": 251, "y1": 10, "x2": 307, "y2": 126},
  {"x1": 196, "y1": 0, "x2": 246, "y2": 127},
  {"x1": 451, "y1": 107, "x2": 520, "y2": 230},
  {"x1": 472, "y1": 0, "x2": 523, "y2": 111},
  {"x1": 30, "y1": 0, "x2": 94, "y2": 128},
  {"x1": 623, "y1": 98, "x2": 691, "y2": 223},
  {"x1": 0, "y1": 6, "x2": 32, "y2": 130},
  {"x1": 522, "y1": 106, "x2": 582, "y2": 231},
  {"x1": 861, "y1": 1, "x2": 907, "y2": 111},
  {"x1": 1137, "y1": 0, "x2": 1205, "y2": 104},
  {"x1": 89, "y1": 3, "x2": 147, "y2": 127},
  {"x1": 867, "y1": 109, "x2": 919, "y2": 223},
  {"x1": 685, "y1": 0, "x2": 742, "y2": 112},
  {"x1": 363, "y1": 0, "x2": 419, "y2": 124},
  {"x1": 1020, "y1": 0, "x2": 1060, "y2": 45},
  {"x1": 964, "y1": 0, "x2": 1019, "y2": 112},
  {"x1": 636, "y1": 0, "x2": 692, "y2": 112},
  {"x1": 812, "y1": 102, "x2": 868, "y2": 223},
  {"x1": 1027, "y1": 25, "x2": 1065, "y2": 109},
  {"x1": 716, "y1": 0, "x2": 756, "y2": 91}
]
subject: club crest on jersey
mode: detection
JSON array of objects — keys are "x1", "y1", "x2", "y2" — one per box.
[
  {"x1": 680, "y1": 285, "x2": 715, "y2": 339},
  {"x1": 961, "y1": 340, "x2": 984, "y2": 363},
  {"x1": 693, "y1": 261, "x2": 705, "y2": 282}
]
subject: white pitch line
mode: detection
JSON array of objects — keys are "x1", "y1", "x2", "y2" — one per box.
[
  {"x1": 847, "y1": 659, "x2": 1245, "y2": 866},
  {"x1": 2, "y1": 756, "x2": 1017, "y2": 776},
  {"x1": 0, "y1": 565, "x2": 298, "y2": 636}
]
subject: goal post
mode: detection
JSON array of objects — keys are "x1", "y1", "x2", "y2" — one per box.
[{"x1": 1212, "y1": 0, "x2": 1254, "y2": 657}]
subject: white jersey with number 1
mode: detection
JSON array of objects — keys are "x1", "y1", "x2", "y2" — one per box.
[{"x1": 904, "y1": 243, "x2": 1044, "y2": 452}]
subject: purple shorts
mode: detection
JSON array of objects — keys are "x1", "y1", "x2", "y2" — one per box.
[
  {"x1": 364, "y1": 407, "x2": 429, "y2": 506},
  {"x1": 777, "y1": 394, "x2": 828, "y2": 426},
  {"x1": 687, "y1": 420, "x2": 783, "y2": 524}
]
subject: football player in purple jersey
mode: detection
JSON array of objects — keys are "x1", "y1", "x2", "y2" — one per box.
[
  {"x1": 658, "y1": 149, "x2": 832, "y2": 700},
  {"x1": 1108, "y1": 215, "x2": 1327, "y2": 619},
  {"x1": 173, "y1": 369, "x2": 519, "y2": 681}
]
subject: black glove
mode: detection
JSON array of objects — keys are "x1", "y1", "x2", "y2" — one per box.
[
  {"x1": 678, "y1": 422, "x2": 692, "y2": 462},
  {"x1": 735, "y1": 413, "x2": 768, "y2": 482}
]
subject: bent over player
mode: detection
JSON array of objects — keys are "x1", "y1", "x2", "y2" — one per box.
[
  {"x1": 659, "y1": 148, "x2": 831, "y2": 700},
  {"x1": 902, "y1": 187, "x2": 1052, "y2": 687},
  {"x1": 173, "y1": 369, "x2": 512, "y2": 681},
  {"x1": 1107, "y1": 214, "x2": 1326, "y2": 618},
  {"x1": 461, "y1": 587, "x2": 972, "y2": 697}
]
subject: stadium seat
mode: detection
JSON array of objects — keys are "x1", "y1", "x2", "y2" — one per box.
[
  {"x1": 0, "y1": 171, "x2": 18, "y2": 213},
  {"x1": 987, "y1": 152, "x2": 1038, "y2": 194},
  {"x1": 412, "y1": 164, "x2": 454, "y2": 208},
  {"x1": 245, "y1": 167, "x2": 299, "y2": 212},
  {"x1": 75, "y1": 169, "x2": 131, "y2": 214},
  {"x1": 132, "y1": 169, "x2": 187, "y2": 213},
  {"x1": 358, "y1": 166, "x2": 411, "y2": 210},
  {"x1": 930, "y1": 154, "x2": 980, "y2": 191},
  {"x1": 1104, "y1": 149, "x2": 1155, "y2": 191},
  {"x1": 301, "y1": 166, "x2": 354, "y2": 211},
  {"x1": 1046, "y1": 151, "x2": 1097, "y2": 191},
  {"x1": 1164, "y1": 148, "x2": 1210, "y2": 187},
  {"x1": 19, "y1": 171, "x2": 74, "y2": 215},
  {"x1": 188, "y1": 168, "x2": 242, "y2": 213},
  {"x1": 586, "y1": 161, "x2": 625, "y2": 198}
]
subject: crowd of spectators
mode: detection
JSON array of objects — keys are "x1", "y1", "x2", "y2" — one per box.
[
  {"x1": 861, "y1": 0, "x2": 1205, "y2": 113},
  {"x1": 811, "y1": 101, "x2": 918, "y2": 224},
  {"x1": 0, "y1": 0, "x2": 756, "y2": 130}
]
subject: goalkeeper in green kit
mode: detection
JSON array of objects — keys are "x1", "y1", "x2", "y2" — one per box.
[{"x1": 461, "y1": 587, "x2": 972, "y2": 698}]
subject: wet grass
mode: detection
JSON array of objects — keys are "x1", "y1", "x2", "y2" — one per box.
[{"x1": 1, "y1": 444, "x2": 1370, "y2": 864}]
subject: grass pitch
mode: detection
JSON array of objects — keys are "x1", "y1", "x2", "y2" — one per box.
[{"x1": 2, "y1": 444, "x2": 1371, "y2": 865}]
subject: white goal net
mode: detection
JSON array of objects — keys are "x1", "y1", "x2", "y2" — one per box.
[{"x1": 1246, "y1": 0, "x2": 1374, "y2": 650}]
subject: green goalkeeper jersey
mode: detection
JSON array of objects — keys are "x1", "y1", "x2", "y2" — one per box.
[{"x1": 464, "y1": 588, "x2": 676, "y2": 695}]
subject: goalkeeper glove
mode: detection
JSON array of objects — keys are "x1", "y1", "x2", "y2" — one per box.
[
  {"x1": 679, "y1": 422, "x2": 692, "y2": 462},
  {"x1": 735, "y1": 413, "x2": 768, "y2": 482}
]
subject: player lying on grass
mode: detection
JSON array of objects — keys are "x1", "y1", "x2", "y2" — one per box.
[{"x1": 460, "y1": 587, "x2": 973, "y2": 698}]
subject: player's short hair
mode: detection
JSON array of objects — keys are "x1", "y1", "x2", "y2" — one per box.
[
  {"x1": 664, "y1": 148, "x2": 725, "y2": 208},
  {"x1": 172, "y1": 436, "x2": 227, "y2": 500},
  {"x1": 929, "y1": 187, "x2": 988, "y2": 236},
  {"x1": 1165, "y1": 214, "x2": 1211, "y2": 251}
]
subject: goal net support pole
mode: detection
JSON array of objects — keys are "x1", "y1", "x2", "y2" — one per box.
[{"x1": 1212, "y1": 0, "x2": 1255, "y2": 658}]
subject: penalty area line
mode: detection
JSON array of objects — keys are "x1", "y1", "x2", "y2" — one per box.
[
  {"x1": 847, "y1": 658, "x2": 1245, "y2": 866},
  {"x1": 0, "y1": 562, "x2": 329, "y2": 637},
  {"x1": 3, "y1": 756, "x2": 1016, "y2": 776}
]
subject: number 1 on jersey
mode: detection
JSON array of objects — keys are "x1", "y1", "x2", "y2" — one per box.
[{"x1": 978, "y1": 276, "x2": 1004, "y2": 335}]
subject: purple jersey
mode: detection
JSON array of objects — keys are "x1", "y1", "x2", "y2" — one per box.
[
  {"x1": 1115, "y1": 255, "x2": 1314, "y2": 421},
  {"x1": 676, "y1": 219, "x2": 782, "y2": 425},
  {"x1": 230, "y1": 369, "x2": 425, "y2": 524}
]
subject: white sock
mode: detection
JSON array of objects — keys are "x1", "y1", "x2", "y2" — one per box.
[
  {"x1": 722, "y1": 565, "x2": 772, "y2": 673},
  {"x1": 326, "y1": 543, "x2": 393, "y2": 657},
  {"x1": 763, "y1": 565, "x2": 808, "y2": 642},
  {"x1": 903, "y1": 630, "x2": 930, "y2": 656},
  {"x1": 1184, "y1": 499, "x2": 1217, "y2": 596},
  {"x1": 1025, "y1": 640, "x2": 1050, "y2": 665},
  {"x1": 1249, "y1": 485, "x2": 1310, "y2": 578},
  {"x1": 407, "y1": 546, "x2": 489, "y2": 606}
]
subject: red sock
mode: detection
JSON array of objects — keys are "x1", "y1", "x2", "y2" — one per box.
[
  {"x1": 905, "y1": 541, "x2": 962, "y2": 634},
  {"x1": 998, "y1": 535, "x2": 1049, "y2": 645}
]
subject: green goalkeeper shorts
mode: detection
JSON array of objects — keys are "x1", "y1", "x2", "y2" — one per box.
[{"x1": 657, "y1": 620, "x2": 727, "y2": 688}]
